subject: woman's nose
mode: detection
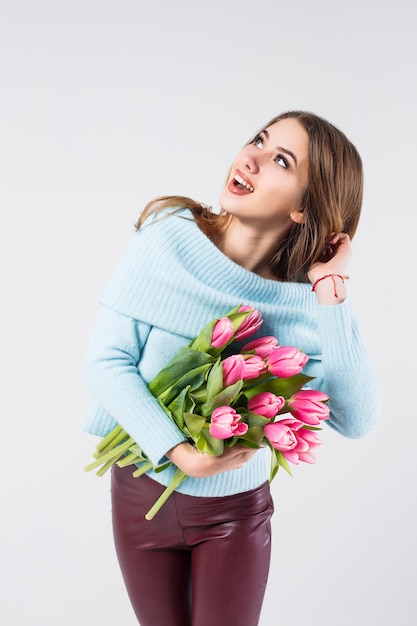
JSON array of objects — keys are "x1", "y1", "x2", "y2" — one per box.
[{"x1": 241, "y1": 146, "x2": 261, "y2": 173}]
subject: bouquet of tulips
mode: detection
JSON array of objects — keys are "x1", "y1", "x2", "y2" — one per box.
[{"x1": 85, "y1": 305, "x2": 330, "y2": 519}]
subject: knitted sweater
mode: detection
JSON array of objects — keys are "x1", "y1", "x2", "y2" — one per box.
[{"x1": 83, "y1": 209, "x2": 379, "y2": 497}]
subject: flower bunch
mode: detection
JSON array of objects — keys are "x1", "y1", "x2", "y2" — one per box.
[{"x1": 85, "y1": 305, "x2": 329, "y2": 519}]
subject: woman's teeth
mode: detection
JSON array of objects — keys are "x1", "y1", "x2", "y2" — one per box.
[{"x1": 234, "y1": 174, "x2": 254, "y2": 192}]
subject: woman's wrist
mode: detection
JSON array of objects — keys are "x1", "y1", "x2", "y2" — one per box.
[
  {"x1": 166, "y1": 442, "x2": 191, "y2": 464},
  {"x1": 310, "y1": 273, "x2": 347, "y2": 304}
]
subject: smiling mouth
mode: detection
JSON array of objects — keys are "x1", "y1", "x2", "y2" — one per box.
[{"x1": 233, "y1": 173, "x2": 254, "y2": 192}]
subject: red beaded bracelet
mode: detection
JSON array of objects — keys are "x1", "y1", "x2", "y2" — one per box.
[{"x1": 311, "y1": 274, "x2": 345, "y2": 297}]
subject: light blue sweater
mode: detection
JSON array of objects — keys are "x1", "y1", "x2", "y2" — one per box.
[{"x1": 83, "y1": 209, "x2": 379, "y2": 497}]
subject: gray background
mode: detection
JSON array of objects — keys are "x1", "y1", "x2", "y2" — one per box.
[{"x1": 1, "y1": 0, "x2": 415, "y2": 624}]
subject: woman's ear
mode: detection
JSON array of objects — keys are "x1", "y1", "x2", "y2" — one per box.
[{"x1": 290, "y1": 209, "x2": 306, "y2": 224}]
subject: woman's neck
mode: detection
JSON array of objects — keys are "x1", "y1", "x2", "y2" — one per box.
[{"x1": 204, "y1": 217, "x2": 286, "y2": 280}]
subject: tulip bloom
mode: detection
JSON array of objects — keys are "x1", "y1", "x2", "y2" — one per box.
[
  {"x1": 264, "y1": 421, "x2": 298, "y2": 453},
  {"x1": 242, "y1": 355, "x2": 268, "y2": 380},
  {"x1": 267, "y1": 346, "x2": 309, "y2": 378},
  {"x1": 248, "y1": 392, "x2": 285, "y2": 419},
  {"x1": 288, "y1": 389, "x2": 330, "y2": 425},
  {"x1": 242, "y1": 336, "x2": 279, "y2": 358},
  {"x1": 264, "y1": 417, "x2": 323, "y2": 464},
  {"x1": 234, "y1": 306, "x2": 263, "y2": 340},
  {"x1": 278, "y1": 417, "x2": 323, "y2": 463},
  {"x1": 293, "y1": 427, "x2": 323, "y2": 463},
  {"x1": 222, "y1": 354, "x2": 267, "y2": 386},
  {"x1": 209, "y1": 406, "x2": 248, "y2": 439},
  {"x1": 211, "y1": 317, "x2": 235, "y2": 348},
  {"x1": 222, "y1": 354, "x2": 246, "y2": 386}
]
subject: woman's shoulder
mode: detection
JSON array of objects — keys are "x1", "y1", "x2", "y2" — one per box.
[
  {"x1": 137, "y1": 206, "x2": 198, "y2": 241},
  {"x1": 105, "y1": 207, "x2": 206, "y2": 288}
]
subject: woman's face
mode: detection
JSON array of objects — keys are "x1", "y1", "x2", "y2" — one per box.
[{"x1": 220, "y1": 117, "x2": 309, "y2": 231}]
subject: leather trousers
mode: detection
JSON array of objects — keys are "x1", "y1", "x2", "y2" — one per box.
[{"x1": 111, "y1": 466, "x2": 274, "y2": 626}]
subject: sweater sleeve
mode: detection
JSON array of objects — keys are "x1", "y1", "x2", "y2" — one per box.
[
  {"x1": 83, "y1": 305, "x2": 187, "y2": 465},
  {"x1": 314, "y1": 301, "x2": 380, "y2": 438}
]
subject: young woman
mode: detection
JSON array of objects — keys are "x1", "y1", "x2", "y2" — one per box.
[{"x1": 83, "y1": 110, "x2": 379, "y2": 626}]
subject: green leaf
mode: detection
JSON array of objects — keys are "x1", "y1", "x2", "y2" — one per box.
[
  {"x1": 269, "y1": 450, "x2": 280, "y2": 482},
  {"x1": 198, "y1": 426, "x2": 225, "y2": 456},
  {"x1": 199, "y1": 380, "x2": 243, "y2": 417},
  {"x1": 153, "y1": 461, "x2": 172, "y2": 473},
  {"x1": 242, "y1": 425, "x2": 266, "y2": 447},
  {"x1": 243, "y1": 410, "x2": 270, "y2": 429},
  {"x1": 190, "y1": 387, "x2": 208, "y2": 403},
  {"x1": 167, "y1": 386, "x2": 195, "y2": 429},
  {"x1": 158, "y1": 362, "x2": 213, "y2": 406},
  {"x1": 237, "y1": 409, "x2": 269, "y2": 447},
  {"x1": 183, "y1": 412, "x2": 207, "y2": 440},
  {"x1": 244, "y1": 373, "x2": 314, "y2": 399},
  {"x1": 189, "y1": 318, "x2": 219, "y2": 353},
  {"x1": 205, "y1": 358, "x2": 224, "y2": 401},
  {"x1": 233, "y1": 438, "x2": 260, "y2": 449},
  {"x1": 227, "y1": 309, "x2": 254, "y2": 332},
  {"x1": 195, "y1": 434, "x2": 208, "y2": 454},
  {"x1": 148, "y1": 347, "x2": 214, "y2": 397},
  {"x1": 276, "y1": 450, "x2": 293, "y2": 476}
]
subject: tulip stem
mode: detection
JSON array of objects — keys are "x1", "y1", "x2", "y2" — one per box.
[
  {"x1": 117, "y1": 453, "x2": 143, "y2": 468},
  {"x1": 95, "y1": 429, "x2": 130, "y2": 457},
  {"x1": 132, "y1": 461, "x2": 154, "y2": 478},
  {"x1": 95, "y1": 458, "x2": 119, "y2": 477},
  {"x1": 95, "y1": 424, "x2": 124, "y2": 453},
  {"x1": 85, "y1": 438, "x2": 135, "y2": 473},
  {"x1": 144, "y1": 468, "x2": 187, "y2": 520}
]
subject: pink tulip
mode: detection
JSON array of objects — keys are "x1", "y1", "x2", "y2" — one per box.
[
  {"x1": 288, "y1": 389, "x2": 330, "y2": 426},
  {"x1": 209, "y1": 406, "x2": 248, "y2": 439},
  {"x1": 222, "y1": 354, "x2": 246, "y2": 386},
  {"x1": 264, "y1": 421, "x2": 298, "y2": 452},
  {"x1": 279, "y1": 417, "x2": 323, "y2": 463},
  {"x1": 222, "y1": 354, "x2": 267, "y2": 386},
  {"x1": 211, "y1": 318, "x2": 235, "y2": 348},
  {"x1": 242, "y1": 336, "x2": 279, "y2": 358},
  {"x1": 264, "y1": 417, "x2": 323, "y2": 464},
  {"x1": 242, "y1": 355, "x2": 268, "y2": 380},
  {"x1": 267, "y1": 346, "x2": 309, "y2": 378},
  {"x1": 295, "y1": 428, "x2": 323, "y2": 461},
  {"x1": 234, "y1": 305, "x2": 263, "y2": 340},
  {"x1": 248, "y1": 392, "x2": 285, "y2": 419}
]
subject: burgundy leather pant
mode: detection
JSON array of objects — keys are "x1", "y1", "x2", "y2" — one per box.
[{"x1": 111, "y1": 466, "x2": 274, "y2": 626}]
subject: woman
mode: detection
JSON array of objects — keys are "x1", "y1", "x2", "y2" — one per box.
[{"x1": 83, "y1": 110, "x2": 379, "y2": 626}]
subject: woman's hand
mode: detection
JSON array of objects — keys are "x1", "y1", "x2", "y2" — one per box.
[
  {"x1": 308, "y1": 232, "x2": 351, "y2": 282},
  {"x1": 308, "y1": 233, "x2": 351, "y2": 304},
  {"x1": 166, "y1": 442, "x2": 258, "y2": 478}
]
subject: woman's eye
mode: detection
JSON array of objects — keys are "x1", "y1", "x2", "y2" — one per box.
[
  {"x1": 275, "y1": 154, "x2": 289, "y2": 169},
  {"x1": 253, "y1": 135, "x2": 263, "y2": 149}
]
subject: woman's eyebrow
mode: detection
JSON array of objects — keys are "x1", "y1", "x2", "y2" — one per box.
[{"x1": 262, "y1": 129, "x2": 298, "y2": 166}]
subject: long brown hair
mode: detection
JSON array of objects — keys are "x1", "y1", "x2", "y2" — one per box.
[{"x1": 135, "y1": 111, "x2": 363, "y2": 282}]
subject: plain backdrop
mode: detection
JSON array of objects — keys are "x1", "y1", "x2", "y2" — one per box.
[{"x1": 1, "y1": 1, "x2": 416, "y2": 625}]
